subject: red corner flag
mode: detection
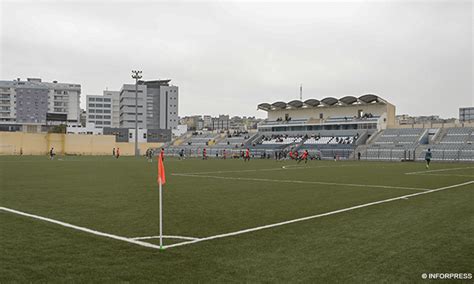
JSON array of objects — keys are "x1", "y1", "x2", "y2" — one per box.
[{"x1": 157, "y1": 153, "x2": 166, "y2": 185}]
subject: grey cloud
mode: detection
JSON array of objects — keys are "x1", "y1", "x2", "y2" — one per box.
[{"x1": 0, "y1": 0, "x2": 472, "y2": 118}]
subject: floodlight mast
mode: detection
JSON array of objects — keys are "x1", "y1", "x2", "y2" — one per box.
[{"x1": 131, "y1": 70, "x2": 143, "y2": 157}]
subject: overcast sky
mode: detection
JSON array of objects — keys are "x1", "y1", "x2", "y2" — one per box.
[{"x1": 0, "y1": 0, "x2": 472, "y2": 118}]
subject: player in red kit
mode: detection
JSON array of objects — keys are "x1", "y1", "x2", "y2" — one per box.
[
  {"x1": 244, "y1": 148, "x2": 250, "y2": 162},
  {"x1": 298, "y1": 149, "x2": 309, "y2": 164}
]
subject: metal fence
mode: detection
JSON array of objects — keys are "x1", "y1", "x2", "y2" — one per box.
[{"x1": 361, "y1": 148, "x2": 417, "y2": 161}]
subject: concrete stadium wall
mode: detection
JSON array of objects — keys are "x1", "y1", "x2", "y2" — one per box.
[{"x1": 0, "y1": 132, "x2": 163, "y2": 156}]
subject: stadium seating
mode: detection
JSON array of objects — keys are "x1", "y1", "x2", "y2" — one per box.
[
  {"x1": 183, "y1": 132, "x2": 218, "y2": 146},
  {"x1": 414, "y1": 128, "x2": 474, "y2": 161},
  {"x1": 260, "y1": 136, "x2": 303, "y2": 145},
  {"x1": 439, "y1": 128, "x2": 473, "y2": 144},
  {"x1": 165, "y1": 125, "x2": 474, "y2": 162},
  {"x1": 304, "y1": 136, "x2": 355, "y2": 145},
  {"x1": 372, "y1": 128, "x2": 424, "y2": 145},
  {"x1": 361, "y1": 127, "x2": 474, "y2": 162}
]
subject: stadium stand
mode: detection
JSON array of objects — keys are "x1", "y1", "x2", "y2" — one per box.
[
  {"x1": 414, "y1": 128, "x2": 474, "y2": 162},
  {"x1": 163, "y1": 94, "x2": 473, "y2": 162},
  {"x1": 359, "y1": 127, "x2": 474, "y2": 162}
]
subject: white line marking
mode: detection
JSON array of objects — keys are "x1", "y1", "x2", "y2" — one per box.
[
  {"x1": 163, "y1": 181, "x2": 474, "y2": 249},
  {"x1": 416, "y1": 173, "x2": 474, "y2": 178},
  {"x1": 405, "y1": 167, "x2": 474, "y2": 175},
  {"x1": 132, "y1": 235, "x2": 199, "y2": 241},
  {"x1": 0, "y1": 207, "x2": 165, "y2": 250},
  {"x1": 2, "y1": 181, "x2": 472, "y2": 251},
  {"x1": 172, "y1": 173, "x2": 429, "y2": 191},
  {"x1": 176, "y1": 165, "x2": 356, "y2": 175}
]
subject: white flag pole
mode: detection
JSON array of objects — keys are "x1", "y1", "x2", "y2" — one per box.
[{"x1": 159, "y1": 179, "x2": 163, "y2": 249}]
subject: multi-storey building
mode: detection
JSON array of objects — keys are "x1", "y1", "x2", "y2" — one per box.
[
  {"x1": 86, "y1": 95, "x2": 113, "y2": 128},
  {"x1": 118, "y1": 84, "x2": 147, "y2": 129},
  {"x1": 459, "y1": 107, "x2": 474, "y2": 122},
  {"x1": 84, "y1": 79, "x2": 178, "y2": 141},
  {"x1": 103, "y1": 90, "x2": 120, "y2": 127},
  {"x1": 211, "y1": 115, "x2": 230, "y2": 130},
  {"x1": 0, "y1": 78, "x2": 81, "y2": 130},
  {"x1": 115, "y1": 79, "x2": 178, "y2": 130},
  {"x1": 139, "y1": 79, "x2": 179, "y2": 130}
]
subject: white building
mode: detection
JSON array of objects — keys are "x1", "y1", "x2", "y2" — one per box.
[
  {"x1": 103, "y1": 90, "x2": 120, "y2": 127},
  {"x1": 119, "y1": 84, "x2": 147, "y2": 129},
  {"x1": 115, "y1": 79, "x2": 179, "y2": 130},
  {"x1": 84, "y1": 79, "x2": 179, "y2": 133},
  {"x1": 86, "y1": 95, "x2": 113, "y2": 128},
  {"x1": 140, "y1": 80, "x2": 179, "y2": 130},
  {"x1": 85, "y1": 91, "x2": 120, "y2": 128},
  {"x1": 172, "y1": 124, "x2": 188, "y2": 137}
]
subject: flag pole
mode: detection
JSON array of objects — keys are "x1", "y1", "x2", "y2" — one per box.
[
  {"x1": 157, "y1": 151, "x2": 166, "y2": 250},
  {"x1": 159, "y1": 178, "x2": 163, "y2": 249}
]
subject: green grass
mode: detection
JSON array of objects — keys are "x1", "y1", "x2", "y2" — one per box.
[{"x1": 1, "y1": 156, "x2": 473, "y2": 282}]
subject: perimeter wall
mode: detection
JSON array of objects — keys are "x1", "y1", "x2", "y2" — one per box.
[{"x1": 0, "y1": 132, "x2": 163, "y2": 156}]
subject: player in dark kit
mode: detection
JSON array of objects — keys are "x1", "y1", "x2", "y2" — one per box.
[
  {"x1": 425, "y1": 148, "x2": 432, "y2": 169},
  {"x1": 203, "y1": 148, "x2": 207, "y2": 160}
]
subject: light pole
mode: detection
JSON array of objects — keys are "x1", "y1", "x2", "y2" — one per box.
[{"x1": 131, "y1": 70, "x2": 142, "y2": 157}]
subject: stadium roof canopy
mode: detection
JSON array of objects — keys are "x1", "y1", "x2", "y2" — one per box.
[
  {"x1": 321, "y1": 97, "x2": 338, "y2": 106},
  {"x1": 258, "y1": 94, "x2": 388, "y2": 111},
  {"x1": 340, "y1": 96, "x2": 358, "y2": 104},
  {"x1": 288, "y1": 100, "x2": 303, "y2": 108}
]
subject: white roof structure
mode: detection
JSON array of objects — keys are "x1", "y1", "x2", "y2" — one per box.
[{"x1": 258, "y1": 94, "x2": 388, "y2": 111}]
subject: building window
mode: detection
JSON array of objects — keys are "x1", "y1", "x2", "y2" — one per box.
[{"x1": 89, "y1": 98, "x2": 95, "y2": 101}]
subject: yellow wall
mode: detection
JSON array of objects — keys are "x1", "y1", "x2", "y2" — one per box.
[
  {"x1": 386, "y1": 103, "x2": 396, "y2": 127},
  {"x1": 0, "y1": 132, "x2": 163, "y2": 156}
]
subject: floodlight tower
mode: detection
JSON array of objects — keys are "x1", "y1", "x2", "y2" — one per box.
[{"x1": 131, "y1": 70, "x2": 143, "y2": 157}]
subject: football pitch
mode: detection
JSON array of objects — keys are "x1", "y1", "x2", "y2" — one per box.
[{"x1": 1, "y1": 156, "x2": 473, "y2": 282}]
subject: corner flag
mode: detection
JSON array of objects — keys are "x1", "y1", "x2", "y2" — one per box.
[
  {"x1": 157, "y1": 151, "x2": 166, "y2": 249},
  {"x1": 157, "y1": 153, "x2": 166, "y2": 185}
]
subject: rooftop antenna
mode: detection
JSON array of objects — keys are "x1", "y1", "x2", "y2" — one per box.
[{"x1": 299, "y1": 84, "x2": 303, "y2": 100}]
